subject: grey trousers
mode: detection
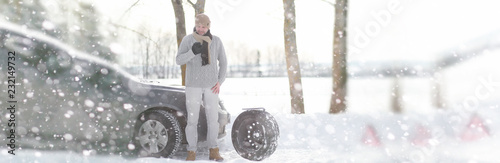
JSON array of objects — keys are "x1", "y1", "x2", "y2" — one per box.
[{"x1": 185, "y1": 87, "x2": 220, "y2": 152}]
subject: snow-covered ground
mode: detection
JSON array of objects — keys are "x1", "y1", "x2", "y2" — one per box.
[
  {"x1": 3, "y1": 74, "x2": 500, "y2": 163},
  {"x1": 2, "y1": 108, "x2": 500, "y2": 163}
]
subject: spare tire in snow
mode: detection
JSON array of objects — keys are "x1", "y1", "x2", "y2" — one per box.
[{"x1": 232, "y1": 108, "x2": 279, "y2": 161}]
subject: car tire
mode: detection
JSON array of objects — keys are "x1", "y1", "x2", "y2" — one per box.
[
  {"x1": 133, "y1": 109, "x2": 182, "y2": 158},
  {"x1": 232, "y1": 110, "x2": 279, "y2": 161}
]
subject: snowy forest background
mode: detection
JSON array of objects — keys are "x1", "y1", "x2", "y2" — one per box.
[
  {"x1": 2, "y1": 0, "x2": 500, "y2": 162},
  {"x1": 5, "y1": 0, "x2": 500, "y2": 113}
]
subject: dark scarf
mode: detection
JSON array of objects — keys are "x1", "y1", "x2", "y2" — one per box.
[{"x1": 193, "y1": 27, "x2": 213, "y2": 66}]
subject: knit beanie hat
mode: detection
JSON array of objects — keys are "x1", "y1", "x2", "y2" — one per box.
[{"x1": 195, "y1": 13, "x2": 211, "y2": 29}]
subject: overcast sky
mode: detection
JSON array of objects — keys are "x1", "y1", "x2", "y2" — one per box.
[{"x1": 96, "y1": 0, "x2": 500, "y2": 64}]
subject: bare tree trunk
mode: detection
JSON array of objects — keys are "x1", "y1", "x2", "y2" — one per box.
[
  {"x1": 188, "y1": 0, "x2": 206, "y2": 14},
  {"x1": 330, "y1": 0, "x2": 348, "y2": 114},
  {"x1": 391, "y1": 78, "x2": 403, "y2": 113},
  {"x1": 171, "y1": 0, "x2": 187, "y2": 85},
  {"x1": 283, "y1": 0, "x2": 305, "y2": 114},
  {"x1": 143, "y1": 38, "x2": 151, "y2": 78},
  {"x1": 171, "y1": 50, "x2": 177, "y2": 78},
  {"x1": 432, "y1": 73, "x2": 445, "y2": 109},
  {"x1": 156, "y1": 36, "x2": 166, "y2": 79},
  {"x1": 167, "y1": 50, "x2": 171, "y2": 79}
]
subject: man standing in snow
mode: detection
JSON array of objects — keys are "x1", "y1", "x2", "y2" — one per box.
[{"x1": 176, "y1": 13, "x2": 227, "y2": 162}]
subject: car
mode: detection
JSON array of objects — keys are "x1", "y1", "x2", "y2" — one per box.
[{"x1": 0, "y1": 21, "x2": 230, "y2": 158}]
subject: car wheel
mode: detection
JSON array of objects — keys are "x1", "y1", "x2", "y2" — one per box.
[
  {"x1": 232, "y1": 110, "x2": 279, "y2": 161},
  {"x1": 133, "y1": 110, "x2": 182, "y2": 158}
]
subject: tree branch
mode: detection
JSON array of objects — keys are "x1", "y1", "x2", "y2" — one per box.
[
  {"x1": 187, "y1": 0, "x2": 196, "y2": 8},
  {"x1": 319, "y1": 0, "x2": 335, "y2": 6},
  {"x1": 119, "y1": 0, "x2": 141, "y2": 21},
  {"x1": 110, "y1": 22, "x2": 160, "y2": 48}
]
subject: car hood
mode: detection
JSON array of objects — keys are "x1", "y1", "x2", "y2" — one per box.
[{"x1": 139, "y1": 79, "x2": 186, "y2": 92}]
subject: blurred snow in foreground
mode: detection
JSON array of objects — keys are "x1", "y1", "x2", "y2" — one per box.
[{"x1": 2, "y1": 108, "x2": 500, "y2": 162}]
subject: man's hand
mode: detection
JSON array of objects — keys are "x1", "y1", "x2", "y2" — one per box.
[
  {"x1": 192, "y1": 42, "x2": 202, "y2": 55},
  {"x1": 211, "y1": 82, "x2": 221, "y2": 94}
]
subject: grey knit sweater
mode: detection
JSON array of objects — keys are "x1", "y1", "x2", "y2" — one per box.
[{"x1": 176, "y1": 34, "x2": 227, "y2": 88}]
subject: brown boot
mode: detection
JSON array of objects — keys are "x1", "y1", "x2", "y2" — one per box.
[
  {"x1": 186, "y1": 151, "x2": 196, "y2": 161},
  {"x1": 209, "y1": 148, "x2": 224, "y2": 162}
]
